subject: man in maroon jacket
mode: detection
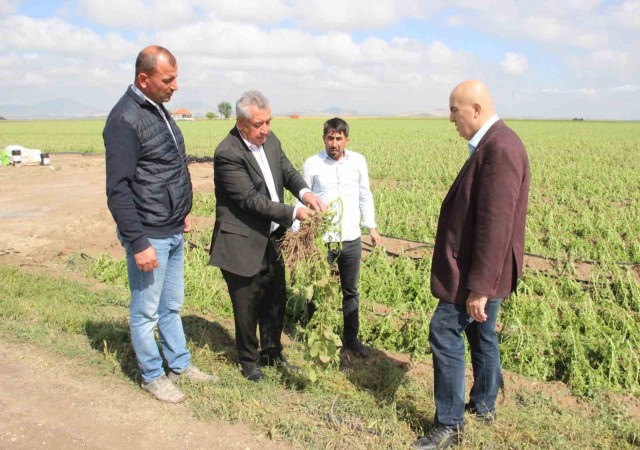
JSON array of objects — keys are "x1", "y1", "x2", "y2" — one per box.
[{"x1": 413, "y1": 80, "x2": 530, "y2": 450}]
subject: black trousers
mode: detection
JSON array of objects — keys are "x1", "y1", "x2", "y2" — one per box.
[
  {"x1": 308, "y1": 237, "x2": 362, "y2": 344},
  {"x1": 221, "y1": 232, "x2": 286, "y2": 364}
]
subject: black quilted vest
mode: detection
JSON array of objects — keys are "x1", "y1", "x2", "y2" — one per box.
[{"x1": 124, "y1": 91, "x2": 192, "y2": 230}]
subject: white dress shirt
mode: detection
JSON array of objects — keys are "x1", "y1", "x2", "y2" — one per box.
[
  {"x1": 297, "y1": 149, "x2": 377, "y2": 243},
  {"x1": 239, "y1": 131, "x2": 308, "y2": 232},
  {"x1": 468, "y1": 114, "x2": 499, "y2": 156}
]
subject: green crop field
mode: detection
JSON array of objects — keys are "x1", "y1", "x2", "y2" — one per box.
[
  {"x1": 3, "y1": 117, "x2": 639, "y2": 263},
  {"x1": 1, "y1": 117, "x2": 639, "y2": 448}
]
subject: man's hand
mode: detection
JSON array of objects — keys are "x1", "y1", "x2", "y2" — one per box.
[
  {"x1": 369, "y1": 228, "x2": 382, "y2": 246},
  {"x1": 302, "y1": 192, "x2": 327, "y2": 212},
  {"x1": 184, "y1": 215, "x2": 192, "y2": 233},
  {"x1": 466, "y1": 290, "x2": 489, "y2": 322},
  {"x1": 134, "y1": 246, "x2": 158, "y2": 272},
  {"x1": 295, "y1": 206, "x2": 315, "y2": 221}
]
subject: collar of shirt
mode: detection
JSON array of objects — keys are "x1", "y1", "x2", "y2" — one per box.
[
  {"x1": 130, "y1": 84, "x2": 178, "y2": 148},
  {"x1": 468, "y1": 114, "x2": 499, "y2": 156},
  {"x1": 131, "y1": 84, "x2": 161, "y2": 110},
  {"x1": 238, "y1": 128, "x2": 263, "y2": 152},
  {"x1": 320, "y1": 149, "x2": 351, "y2": 163}
]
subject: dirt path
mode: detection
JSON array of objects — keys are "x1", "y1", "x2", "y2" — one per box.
[
  {"x1": 0, "y1": 337, "x2": 289, "y2": 450},
  {"x1": 0, "y1": 155, "x2": 291, "y2": 450}
]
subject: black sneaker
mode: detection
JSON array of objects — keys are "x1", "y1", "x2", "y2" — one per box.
[
  {"x1": 465, "y1": 402, "x2": 497, "y2": 423},
  {"x1": 412, "y1": 424, "x2": 462, "y2": 449},
  {"x1": 240, "y1": 362, "x2": 265, "y2": 382},
  {"x1": 261, "y1": 353, "x2": 300, "y2": 374},
  {"x1": 343, "y1": 339, "x2": 370, "y2": 358}
]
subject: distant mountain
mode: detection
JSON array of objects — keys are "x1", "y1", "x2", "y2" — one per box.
[
  {"x1": 399, "y1": 108, "x2": 449, "y2": 118},
  {"x1": 0, "y1": 98, "x2": 108, "y2": 120},
  {"x1": 277, "y1": 106, "x2": 363, "y2": 117},
  {"x1": 322, "y1": 106, "x2": 360, "y2": 116},
  {"x1": 0, "y1": 99, "x2": 451, "y2": 120}
]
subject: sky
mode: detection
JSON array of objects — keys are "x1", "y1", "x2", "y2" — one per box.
[{"x1": 0, "y1": 0, "x2": 639, "y2": 120}]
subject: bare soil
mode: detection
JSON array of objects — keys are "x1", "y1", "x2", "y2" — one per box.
[
  {"x1": 0, "y1": 338, "x2": 288, "y2": 450},
  {"x1": 0, "y1": 154, "x2": 638, "y2": 446},
  {"x1": 0, "y1": 155, "x2": 290, "y2": 449}
]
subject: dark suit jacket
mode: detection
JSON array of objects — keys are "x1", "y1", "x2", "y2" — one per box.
[
  {"x1": 209, "y1": 127, "x2": 309, "y2": 277},
  {"x1": 431, "y1": 120, "x2": 530, "y2": 304}
]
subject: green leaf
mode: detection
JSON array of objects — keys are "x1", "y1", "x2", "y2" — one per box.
[{"x1": 305, "y1": 285, "x2": 314, "y2": 301}]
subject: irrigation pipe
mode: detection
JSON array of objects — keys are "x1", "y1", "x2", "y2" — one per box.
[{"x1": 366, "y1": 233, "x2": 640, "y2": 268}]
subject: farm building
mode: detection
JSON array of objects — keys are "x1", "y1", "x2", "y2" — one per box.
[{"x1": 171, "y1": 108, "x2": 194, "y2": 121}]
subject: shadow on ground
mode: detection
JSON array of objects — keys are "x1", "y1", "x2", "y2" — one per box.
[{"x1": 84, "y1": 315, "x2": 237, "y2": 383}]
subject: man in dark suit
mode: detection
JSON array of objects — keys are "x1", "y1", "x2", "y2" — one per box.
[
  {"x1": 413, "y1": 80, "x2": 530, "y2": 450},
  {"x1": 209, "y1": 90, "x2": 326, "y2": 381}
]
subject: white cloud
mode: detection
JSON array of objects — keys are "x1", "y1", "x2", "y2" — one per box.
[
  {"x1": 606, "y1": 0, "x2": 640, "y2": 30},
  {"x1": 195, "y1": 0, "x2": 292, "y2": 25},
  {"x1": 579, "y1": 87, "x2": 597, "y2": 97},
  {"x1": 501, "y1": 52, "x2": 528, "y2": 76},
  {"x1": 77, "y1": 0, "x2": 196, "y2": 28},
  {"x1": 1, "y1": 1, "x2": 637, "y2": 119},
  {"x1": 446, "y1": 2, "x2": 607, "y2": 50},
  {"x1": 146, "y1": 15, "x2": 471, "y2": 114},
  {"x1": 610, "y1": 84, "x2": 640, "y2": 93},
  {"x1": 291, "y1": 0, "x2": 441, "y2": 30},
  {"x1": 0, "y1": 15, "x2": 138, "y2": 57},
  {"x1": 0, "y1": 0, "x2": 21, "y2": 16},
  {"x1": 0, "y1": 68, "x2": 48, "y2": 87},
  {"x1": 568, "y1": 49, "x2": 637, "y2": 82}
]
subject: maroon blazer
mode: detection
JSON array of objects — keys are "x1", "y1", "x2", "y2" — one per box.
[{"x1": 431, "y1": 120, "x2": 530, "y2": 304}]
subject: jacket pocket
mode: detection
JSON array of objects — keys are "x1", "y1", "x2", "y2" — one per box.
[
  {"x1": 220, "y1": 221, "x2": 250, "y2": 237},
  {"x1": 165, "y1": 186, "x2": 175, "y2": 212}
]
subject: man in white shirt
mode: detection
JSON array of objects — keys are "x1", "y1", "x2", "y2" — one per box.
[{"x1": 300, "y1": 117, "x2": 382, "y2": 357}]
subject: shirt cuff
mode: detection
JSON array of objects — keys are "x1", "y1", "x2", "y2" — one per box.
[
  {"x1": 292, "y1": 205, "x2": 302, "y2": 222},
  {"x1": 362, "y1": 220, "x2": 377, "y2": 229},
  {"x1": 298, "y1": 188, "x2": 311, "y2": 202}
]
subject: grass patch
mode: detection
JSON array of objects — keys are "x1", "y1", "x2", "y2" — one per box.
[{"x1": 1, "y1": 263, "x2": 639, "y2": 448}]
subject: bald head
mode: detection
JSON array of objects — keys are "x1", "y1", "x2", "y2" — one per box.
[{"x1": 449, "y1": 80, "x2": 496, "y2": 141}]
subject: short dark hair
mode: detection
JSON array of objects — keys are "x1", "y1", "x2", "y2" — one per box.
[
  {"x1": 323, "y1": 117, "x2": 349, "y2": 137},
  {"x1": 135, "y1": 46, "x2": 176, "y2": 77}
]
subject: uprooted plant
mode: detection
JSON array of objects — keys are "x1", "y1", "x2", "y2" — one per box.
[{"x1": 280, "y1": 202, "x2": 344, "y2": 382}]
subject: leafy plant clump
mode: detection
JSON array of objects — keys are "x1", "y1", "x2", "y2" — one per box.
[{"x1": 280, "y1": 208, "x2": 344, "y2": 382}]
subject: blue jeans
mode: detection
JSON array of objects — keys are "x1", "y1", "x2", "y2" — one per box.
[
  {"x1": 119, "y1": 232, "x2": 191, "y2": 384},
  {"x1": 429, "y1": 299, "x2": 502, "y2": 427}
]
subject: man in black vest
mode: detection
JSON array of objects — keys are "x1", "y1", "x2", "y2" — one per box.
[{"x1": 104, "y1": 45, "x2": 215, "y2": 403}]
